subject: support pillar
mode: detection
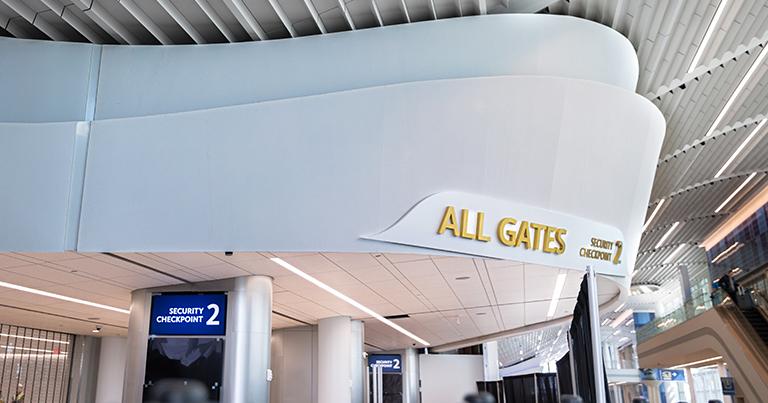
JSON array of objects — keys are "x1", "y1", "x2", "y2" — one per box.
[
  {"x1": 121, "y1": 276, "x2": 272, "y2": 403},
  {"x1": 403, "y1": 348, "x2": 421, "y2": 403},
  {"x1": 224, "y1": 276, "x2": 273, "y2": 402},
  {"x1": 482, "y1": 341, "x2": 500, "y2": 381},
  {"x1": 95, "y1": 336, "x2": 127, "y2": 403},
  {"x1": 679, "y1": 265, "x2": 692, "y2": 302},
  {"x1": 318, "y1": 316, "x2": 364, "y2": 403}
]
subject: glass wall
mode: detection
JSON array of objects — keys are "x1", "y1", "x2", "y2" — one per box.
[{"x1": 0, "y1": 324, "x2": 74, "y2": 403}]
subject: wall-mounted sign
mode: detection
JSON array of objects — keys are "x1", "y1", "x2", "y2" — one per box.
[
  {"x1": 363, "y1": 192, "x2": 627, "y2": 277},
  {"x1": 368, "y1": 354, "x2": 402, "y2": 373},
  {"x1": 721, "y1": 377, "x2": 735, "y2": 396},
  {"x1": 640, "y1": 368, "x2": 685, "y2": 382},
  {"x1": 149, "y1": 293, "x2": 227, "y2": 336}
]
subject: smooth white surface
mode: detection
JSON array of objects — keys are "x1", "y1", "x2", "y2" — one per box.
[
  {"x1": 79, "y1": 76, "x2": 663, "y2": 292},
  {"x1": 270, "y1": 327, "x2": 319, "y2": 403},
  {"x1": 318, "y1": 316, "x2": 353, "y2": 403},
  {"x1": 94, "y1": 336, "x2": 127, "y2": 403},
  {"x1": 482, "y1": 341, "x2": 500, "y2": 381},
  {"x1": 419, "y1": 354, "x2": 484, "y2": 403},
  {"x1": 0, "y1": 122, "x2": 78, "y2": 250}
]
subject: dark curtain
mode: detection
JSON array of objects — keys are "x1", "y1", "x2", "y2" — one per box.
[
  {"x1": 568, "y1": 274, "x2": 611, "y2": 402},
  {"x1": 477, "y1": 380, "x2": 505, "y2": 403},
  {"x1": 556, "y1": 352, "x2": 573, "y2": 396}
]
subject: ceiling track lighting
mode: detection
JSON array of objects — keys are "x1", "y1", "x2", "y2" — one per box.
[{"x1": 546, "y1": 273, "x2": 568, "y2": 318}]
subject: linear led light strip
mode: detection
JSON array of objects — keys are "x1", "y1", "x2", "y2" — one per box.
[
  {"x1": 0, "y1": 345, "x2": 60, "y2": 354},
  {"x1": 0, "y1": 333, "x2": 69, "y2": 345},
  {"x1": 703, "y1": 41, "x2": 768, "y2": 140},
  {"x1": 711, "y1": 242, "x2": 743, "y2": 263},
  {"x1": 0, "y1": 280, "x2": 130, "y2": 314},
  {"x1": 654, "y1": 221, "x2": 681, "y2": 249},
  {"x1": 715, "y1": 172, "x2": 758, "y2": 213},
  {"x1": 715, "y1": 119, "x2": 768, "y2": 178},
  {"x1": 642, "y1": 199, "x2": 665, "y2": 232},
  {"x1": 610, "y1": 309, "x2": 633, "y2": 329},
  {"x1": 662, "y1": 244, "x2": 687, "y2": 265},
  {"x1": 670, "y1": 356, "x2": 723, "y2": 369},
  {"x1": 270, "y1": 257, "x2": 430, "y2": 346},
  {"x1": 546, "y1": 273, "x2": 567, "y2": 318},
  {"x1": 687, "y1": 0, "x2": 731, "y2": 73}
]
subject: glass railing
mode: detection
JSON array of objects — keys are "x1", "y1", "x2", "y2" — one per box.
[{"x1": 636, "y1": 290, "x2": 716, "y2": 343}]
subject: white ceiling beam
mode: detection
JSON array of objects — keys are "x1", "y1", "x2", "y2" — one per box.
[
  {"x1": 1, "y1": 0, "x2": 68, "y2": 41},
  {"x1": 399, "y1": 0, "x2": 411, "y2": 22},
  {"x1": 478, "y1": 0, "x2": 487, "y2": 15},
  {"x1": 456, "y1": 0, "x2": 464, "y2": 17},
  {"x1": 0, "y1": 12, "x2": 22, "y2": 37},
  {"x1": 222, "y1": 0, "x2": 267, "y2": 40},
  {"x1": 118, "y1": 0, "x2": 172, "y2": 45},
  {"x1": 337, "y1": 0, "x2": 356, "y2": 30},
  {"x1": 370, "y1": 0, "x2": 384, "y2": 26},
  {"x1": 73, "y1": 0, "x2": 139, "y2": 44},
  {"x1": 157, "y1": 0, "x2": 204, "y2": 44},
  {"x1": 267, "y1": 0, "x2": 297, "y2": 38},
  {"x1": 193, "y1": 0, "x2": 236, "y2": 42},
  {"x1": 303, "y1": 0, "x2": 327, "y2": 34},
  {"x1": 39, "y1": 0, "x2": 103, "y2": 43}
]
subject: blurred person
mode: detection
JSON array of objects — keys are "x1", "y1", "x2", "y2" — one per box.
[
  {"x1": 144, "y1": 379, "x2": 210, "y2": 403},
  {"x1": 560, "y1": 395, "x2": 583, "y2": 403},
  {"x1": 464, "y1": 392, "x2": 496, "y2": 403}
]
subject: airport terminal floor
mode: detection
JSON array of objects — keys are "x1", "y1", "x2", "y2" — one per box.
[{"x1": 2, "y1": 1, "x2": 768, "y2": 403}]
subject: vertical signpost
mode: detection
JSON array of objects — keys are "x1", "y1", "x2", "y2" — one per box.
[{"x1": 586, "y1": 266, "x2": 607, "y2": 403}]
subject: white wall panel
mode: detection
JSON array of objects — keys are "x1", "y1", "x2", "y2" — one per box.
[
  {"x1": 93, "y1": 15, "x2": 638, "y2": 119},
  {"x1": 0, "y1": 122, "x2": 80, "y2": 250},
  {"x1": 0, "y1": 39, "x2": 97, "y2": 123},
  {"x1": 419, "y1": 354, "x2": 483, "y2": 403}
]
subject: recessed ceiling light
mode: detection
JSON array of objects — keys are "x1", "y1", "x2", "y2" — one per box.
[
  {"x1": 642, "y1": 199, "x2": 665, "y2": 232},
  {"x1": 0, "y1": 280, "x2": 129, "y2": 314},
  {"x1": 270, "y1": 257, "x2": 430, "y2": 346},
  {"x1": 546, "y1": 273, "x2": 568, "y2": 318},
  {"x1": 687, "y1": 0, "x2": 731, "y2": 73},
  {"x1": 0, "y1": 333, "x2": 69, "y2": 345},
  {"x1": 714, "y1": 119, "x2": 767, "y2": 178},
  {"x1": 714, "y1": 172, "x2": 758, "y2": 213},
  {"x1": 654, "y1": 221, "x2": 680, "y2": 249},
  {"x1": 662, "y1": 244, "x2": 687, "y2": 265},
  {"x1": 455, "y1": 276, "x2": 471, "y2": 281},
  {"x1": 704, "y1": 45, "x2": 768, "y2": 140}
]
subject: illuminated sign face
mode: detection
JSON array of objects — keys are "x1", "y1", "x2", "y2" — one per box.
[
  {"x1": 436, "y1": 206, "x2": 567, "y2": 255},
  {"x1": 364, "y1": 192, "x2": 628, "y2": 278},
  {"x1": 149, "y1": 293, "x2": 227, "y2": 336}
]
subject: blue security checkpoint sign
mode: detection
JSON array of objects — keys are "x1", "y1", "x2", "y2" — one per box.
[
  {"x1": 368, "y1": 354, "x2": 402, "y2": 373},
  {"x1": 149, "y1": 293, "x2": 227, "y2": 336}
]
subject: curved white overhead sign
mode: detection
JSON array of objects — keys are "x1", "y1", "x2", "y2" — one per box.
[{"x1": 364, "y1": 192, "x2": 627, "y2": 278}]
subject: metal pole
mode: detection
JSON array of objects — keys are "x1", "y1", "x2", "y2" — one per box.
[
  {"x1": 567, "y1": 331, "x2": 578, "y2": 396},
  {"x1": 365, "y1": 364, "x2": 371, "y2": 403},
  {"x1": 587, "y1": 265, "x2": 607, "y2": 403},
  {"x1": 376, "y1": 365, "x2": 384, "y2": 403},
  {"x1": 372, "y1": 365, "x2": 379, "y2": 403}
]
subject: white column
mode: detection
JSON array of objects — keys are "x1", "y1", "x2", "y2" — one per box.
[
  {"x1": 482, "y1": 341, "x2": 500, "y2": 381},
  {"x1": 224, "y1": 276, "x2": 273, "y2": 403},
  {"x1": 318, "y1": 316, "x2": 353, "y2": 403},
  {"x1": 350, "y1": 320, "x2": 365, "y2": 403},
  {"x1": 95, "y1": 337, "x2": 127, "y2": 403},
  {"x1": 403, "y1": 348, "x2": 421, "y2": 403}
]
